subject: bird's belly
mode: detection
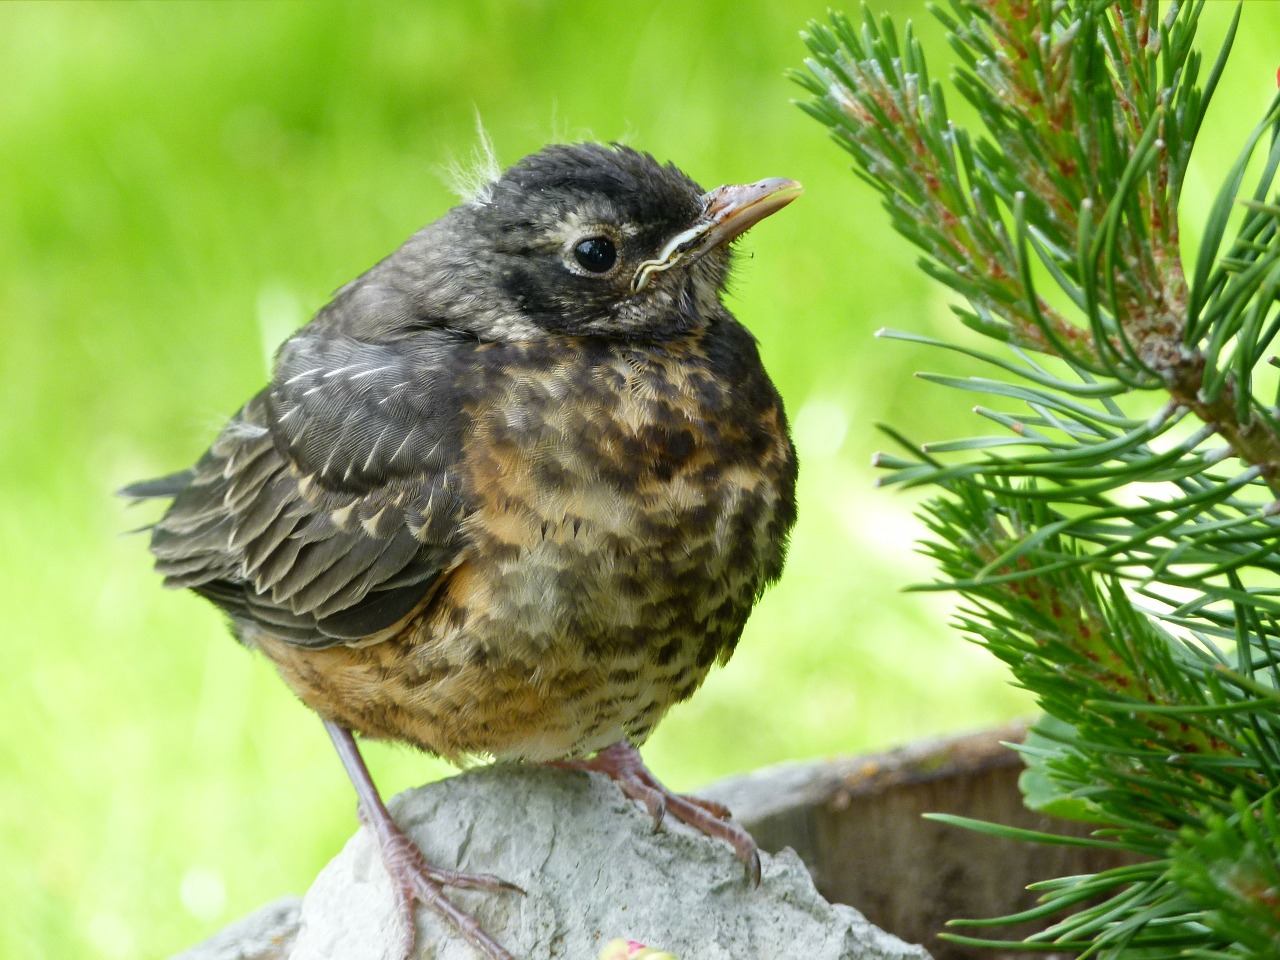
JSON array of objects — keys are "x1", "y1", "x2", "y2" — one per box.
[
  {"x1": 413, "y1": 470, "x2": 773, "y2": 762},
  {"x1": 257, "y1": 467, "x2": 778, "y2": 764}
]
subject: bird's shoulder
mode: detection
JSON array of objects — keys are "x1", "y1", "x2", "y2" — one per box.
[{"x1": 266, "y1": 325, "x2": 471, "y2": 494}]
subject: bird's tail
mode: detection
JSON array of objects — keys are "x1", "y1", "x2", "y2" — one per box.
[{"x1": 117, "y1": 468, "x2": 196, "y2": 502}]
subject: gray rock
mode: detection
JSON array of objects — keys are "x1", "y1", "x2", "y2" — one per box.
[
  {"x1": 287, "y1": 764, "x2": 930, "y2": 960},
  {"x1": 172, "y1": 897, "x2": 302, "y2": 960}
]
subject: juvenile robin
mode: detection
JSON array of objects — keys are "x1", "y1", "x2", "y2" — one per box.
[{"x1": 124, "y1": 142, "x2": 800, "y2": 959}]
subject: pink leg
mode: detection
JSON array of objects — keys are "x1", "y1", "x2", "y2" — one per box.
[
  {"x1": 325, "y1": 721, "x2": 521, "y2": 960},
  {"x1": 555, "y1": 741, "x2": 761, "y2": 886}
]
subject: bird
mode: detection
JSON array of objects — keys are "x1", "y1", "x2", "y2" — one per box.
[{"x1": 123, "y1": 141, "x2": 800, "y2": 960}]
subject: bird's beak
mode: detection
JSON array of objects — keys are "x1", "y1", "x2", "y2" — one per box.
[
  {"x1": 631, "y1": 177, "x2": 803, "y2": 292},
  {"x1": 699, "y1": 178, "x2": 805, "y2": 248}
]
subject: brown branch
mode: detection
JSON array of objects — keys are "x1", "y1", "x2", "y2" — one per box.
[{"x1": 1161, "y1": 352, "x2": 1280, "y2": 498}]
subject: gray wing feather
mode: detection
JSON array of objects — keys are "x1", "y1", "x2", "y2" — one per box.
[{"x1": 134, "y1": 327, "x2": 473, "y2": 648}]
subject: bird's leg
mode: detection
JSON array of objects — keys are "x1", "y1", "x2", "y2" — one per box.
[
  {"x1": 324, "y1": 721, "x2": 521, "y2": 960},
  {"x1": 554, "y1": 740, "x2": 761, "y2": 886}
]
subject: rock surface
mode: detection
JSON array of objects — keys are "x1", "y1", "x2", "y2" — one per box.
[
  {"x1": 172, "y1": 896, "x2": 301, "y2": 960},
  {"x1": 281, "y1": 764, "x2": 930, "y2": 960}
]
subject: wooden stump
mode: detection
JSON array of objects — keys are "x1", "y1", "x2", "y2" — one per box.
[{"x1": 701, "y1": 722, "x2": 1136, "y2": 960}]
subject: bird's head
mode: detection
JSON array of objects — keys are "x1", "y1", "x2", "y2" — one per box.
[{"x1": 415, "y1": 143, "x2": 800, "y2": 342}]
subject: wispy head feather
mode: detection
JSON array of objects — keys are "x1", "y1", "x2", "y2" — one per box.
[
  {"x1": 547, "y1": 104, "x2": 606, "y2": 148},
  {"x1": 442, "y1": 111, "x2": 501, "y2": 205}
]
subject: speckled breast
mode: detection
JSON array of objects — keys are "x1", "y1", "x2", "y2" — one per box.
[{"x1": 429, "y1": 324, "x2": 794, "y2": 761}]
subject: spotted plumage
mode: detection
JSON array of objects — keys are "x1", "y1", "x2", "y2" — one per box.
[{"x1": 125, "y1": 142, "x2": 800, "y2": 960}]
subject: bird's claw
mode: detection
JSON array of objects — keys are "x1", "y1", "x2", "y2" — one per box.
[
  {"x1": 371, "y1": 818, "x2": 521, "y2": 960},
  {"x1": 558, "y1": 741, "x2": 762, "y2": 886}
]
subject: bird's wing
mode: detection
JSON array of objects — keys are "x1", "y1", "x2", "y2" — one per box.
[{"x1": 124, "y1": 330, "x2": 472, "y2": 648}]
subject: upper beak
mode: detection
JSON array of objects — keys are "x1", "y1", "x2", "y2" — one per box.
[
  {"x1": 631, "y1": 177, "x2": 803, "y2": 292},
  {"x1": 698, "y1": 177, "x2": 804, "y2": 248}
]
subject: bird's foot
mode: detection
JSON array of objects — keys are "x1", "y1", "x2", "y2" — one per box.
[
  {"x1": 326, "y1": 721, "x2": 520, "y2": 960},
  {"x1": 358, "y1": 807, "x2": 523, "y2": 960},
  {"x1": 555, "y1": 741, "x2": 761, "y2": 886}
]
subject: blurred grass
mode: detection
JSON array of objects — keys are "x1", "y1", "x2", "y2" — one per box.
[{"x1": 2, "y1": 1, "x2": 1276, "y2": 957}]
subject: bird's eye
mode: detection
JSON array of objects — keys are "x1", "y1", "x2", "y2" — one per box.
[{"x1": 572, "y1": 237, "x2": 618, "y2": 273}]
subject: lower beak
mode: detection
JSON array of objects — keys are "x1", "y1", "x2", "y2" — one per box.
[{"x1": 631, "y1": 177, "x2": 803, "y2": 292}]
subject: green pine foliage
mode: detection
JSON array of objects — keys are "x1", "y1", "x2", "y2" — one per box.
[{"x1": 796, "y1": 1, "x2": 1280, "y2": 956}]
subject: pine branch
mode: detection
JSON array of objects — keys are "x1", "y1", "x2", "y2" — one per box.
[
  {"x1": 797, "y1": 1, "x2": 1280, "y2": 484},
  {"x1": 796, "y1": 1, "x2": 1280, "y2": 956}
]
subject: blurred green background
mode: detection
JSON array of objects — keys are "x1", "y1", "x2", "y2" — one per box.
[{"x1": 3, "y1": 1, "x2": 1275, "y2": 957}]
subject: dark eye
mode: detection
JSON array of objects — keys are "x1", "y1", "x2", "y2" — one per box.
[{"x1": 573, "y1": 236, "x2": 617, "y2": 273}]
